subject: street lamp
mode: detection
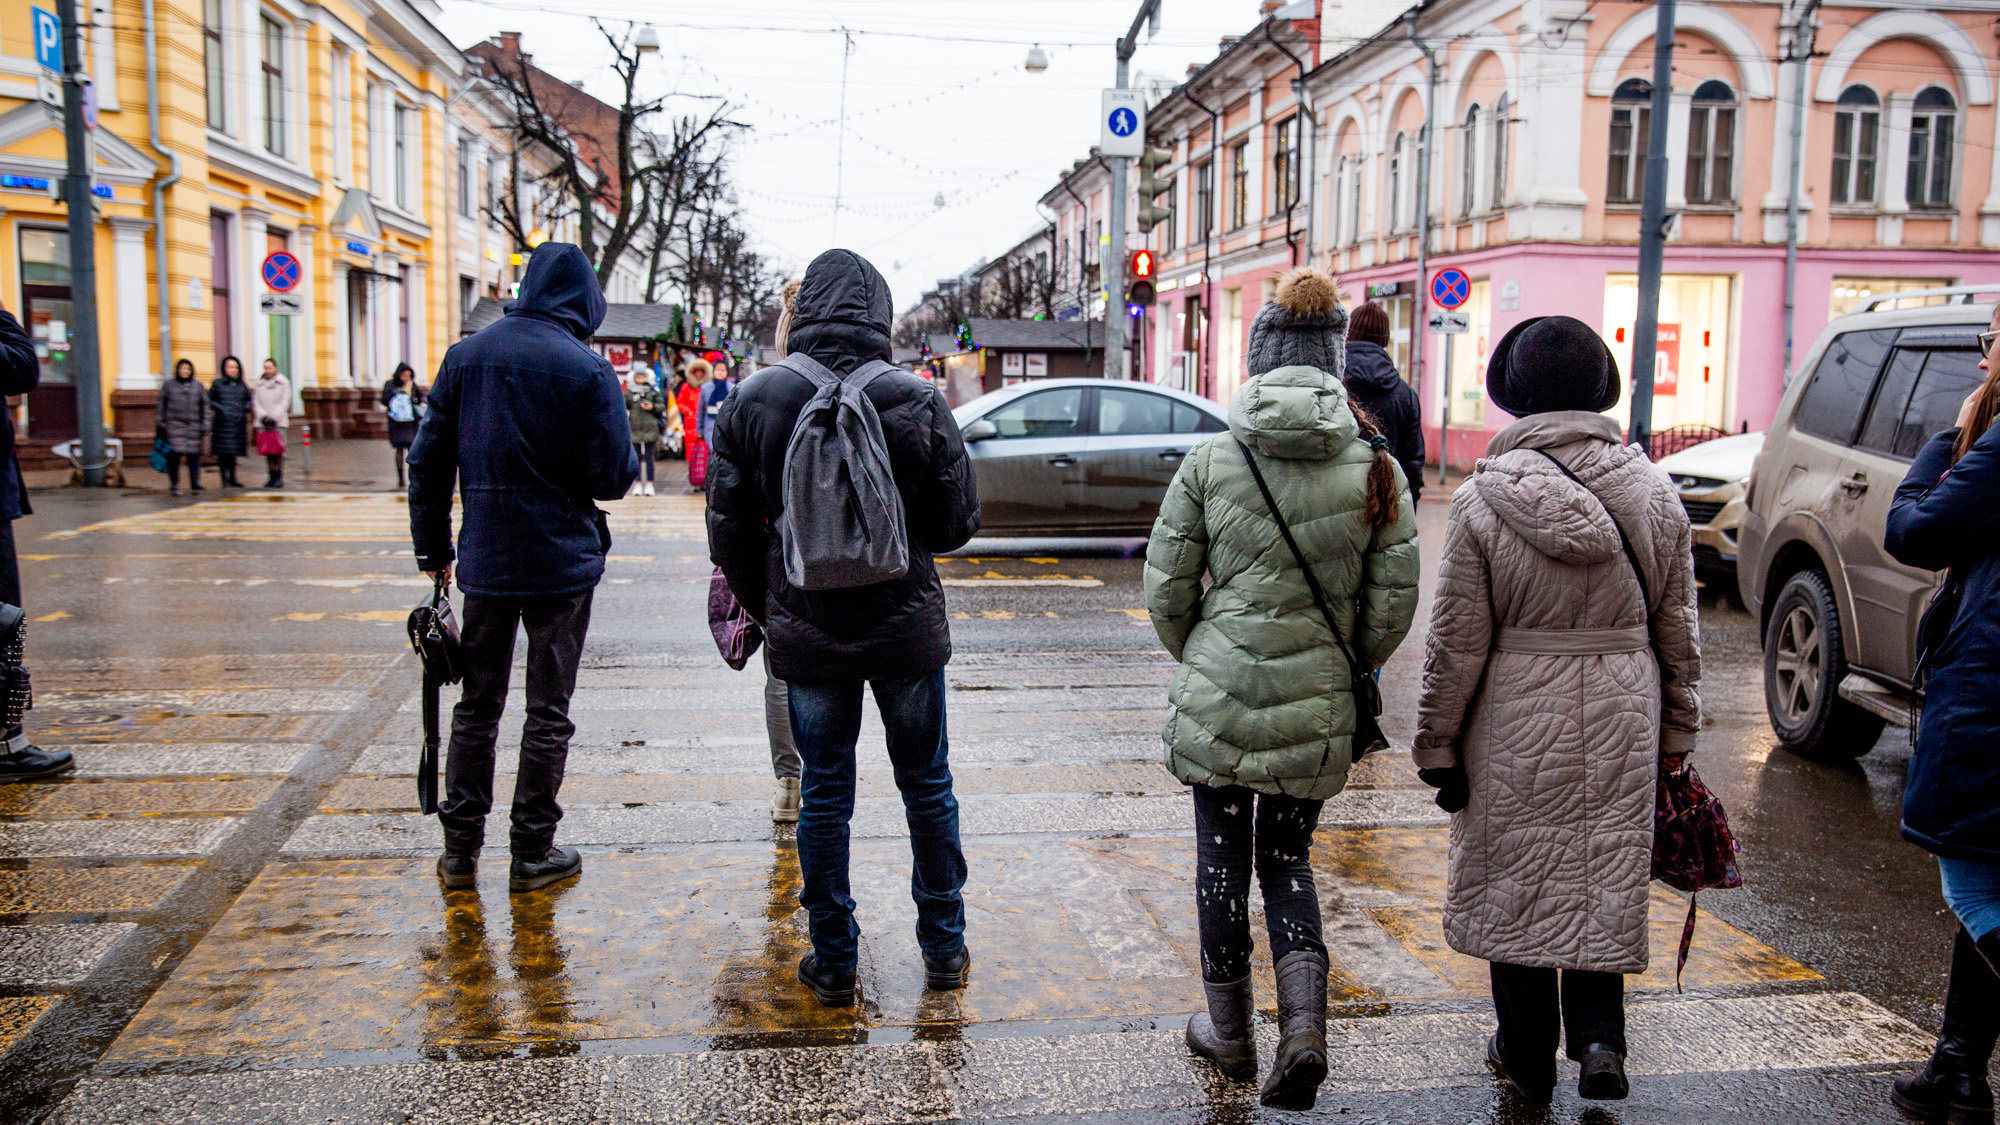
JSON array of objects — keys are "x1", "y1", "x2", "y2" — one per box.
[
  {"x1": 635, "y1": 24, "x2": 660, "y2": 54},
  {"x1": 1025, "y1": 44, "x2": 1049, "y2": 72}
]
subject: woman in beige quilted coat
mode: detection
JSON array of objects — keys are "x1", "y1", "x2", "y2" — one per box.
[{"x1": 1414, "y1": 315, "x2": 1700, "y2": 1105}]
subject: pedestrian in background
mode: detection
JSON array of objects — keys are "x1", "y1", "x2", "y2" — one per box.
[
  {"x1": 0, "y1": 299, "x2": 68, "y2": 782},
  {"x1": 382, "y1": 362, "x2": 426, "y2": 489},
  {"x1": 1883, "y1": 299, "x2": 2000, "y2": 1125},
  {"x1": 1343, "y1": 302, "x2": 1425, "y2": 503},
  {"x1": 763, "y1": 277, "x2": 806, "y2": 824},
  {"x1": 625, "y1": 365, "x2": 665, "y2": 497},
  {"x1": 409, "y1": 242, "x2": 637, "y2": 895},
  {"x1": 1415, "y1": 315, "x2": 1701, "y2": 1105},
  {"x1": 1146, "y1": 267, "x2": 1419, "y2": 1111},
  {"x1": 679, "y1": 357, "x2": 710, "y2": 492},
  {"x1": 253, "y1": 358, "x2": 291, "y2": 489},
  {"x1": 700, "y1": 356, "x2": 734, "y2": 446},
  {"x1": 708, "y1": 249, "x2": 980, "y2": 1008},
  {"x1": 208, "y1": 355, "x2": 250, "y2": 488},
  {"x1": 156, "y1": 358, "x2": 210, "y2": 497}
]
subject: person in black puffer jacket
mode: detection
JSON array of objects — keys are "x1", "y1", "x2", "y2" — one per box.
[
  {"x1": 208, "y1": 355, "x2": 251, "y2": 487},
  {"x1": 1343, "y1": 303, "x2": 1424, "y2": 503},
  {"x1": 707, "y1": 247, "x2": 980, "y2": 1009}
]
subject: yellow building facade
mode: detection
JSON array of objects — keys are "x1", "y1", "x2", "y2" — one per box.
[{"x1": 0, "y1": 0, "x2": 466, "y2": 452}]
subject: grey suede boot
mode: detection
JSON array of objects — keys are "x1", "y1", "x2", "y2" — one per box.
[
  {"x1": 1186, "y1": 974, "x2": 1257, "y2": 1080},
  {"x1": 1260, "y1": 950, "x2": 1330, "y2": 1110}
]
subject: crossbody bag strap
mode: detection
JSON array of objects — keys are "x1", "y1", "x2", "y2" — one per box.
[
  {"x1": 1235, "y1": 439, "x2": 1368, "y2": 674},
  {"x1": 1530, "y1": 448, "x2": 1653, "y2": 636}
]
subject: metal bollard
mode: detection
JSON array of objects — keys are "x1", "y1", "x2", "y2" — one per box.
[{"x1": 300, "y1": 424, "x2": 311, "y2": 476}]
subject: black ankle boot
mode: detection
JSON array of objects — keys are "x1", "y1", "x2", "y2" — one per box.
[
  {"x1": 1260, "y1": 950, "x2": 1329, "y2": 1110},
  {"x1": 0, "y1": 726, "x2": 72, "y2": 783},
  {"x1": 1187, "y1": 974, "x2": 1257, "y2": 1081},
  {"x1": 923, "y1": 946, "x2": 970, "y2": 991},
  {"x1": 508, "y1": 844, "x2": 580, "y2": 892},
  {"x1": 1894, "y1": 927, "x2": 1998, "y2": 1125},
  {"x1": 798, "y1": 954, "x2": 856, "y2": 1007},
  {"x1": 435, "y1": 853, "x2": 477, "y2": 890},
  {"x1": 1578, "y1": 1043, "x2": 1630, "y2": 1100}
]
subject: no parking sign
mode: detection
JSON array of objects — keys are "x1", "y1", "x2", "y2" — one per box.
[{"x1": 1430, "y1": 267, "x2": 1470, "y2": 310}]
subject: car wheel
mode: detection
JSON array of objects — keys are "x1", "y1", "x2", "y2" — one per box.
[{"x1": 1762, "y1": 570, "x2": 1885, "y2": 760}]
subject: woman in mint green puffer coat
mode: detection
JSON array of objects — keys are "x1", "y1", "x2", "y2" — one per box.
[{"x1": 1144, "y1": 267, "x2": 1419, "y2": 1111}]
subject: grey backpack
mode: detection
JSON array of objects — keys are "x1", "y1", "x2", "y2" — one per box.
[{"x1": 774, "y1": 353, "x2": 910, "y2": 590}]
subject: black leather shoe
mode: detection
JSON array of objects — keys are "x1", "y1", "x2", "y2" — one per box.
[
  {"x1": 1893, "y1": 1059, "x2": 1995, "y2": 1125},
  {"x1": 0, "y1": 743, "x2": 74, "y2": 783},
  {"x1": 1487, "y1": 1032, "x2": 1554, "y2": 1104},
  {"x1": 436, "y1": 854, "x2": 477, "y2": 890},
  {"x1": 798, "y1": 954, "x2": 856, "y2": 1007},
  {"x1": 924, "y1": 947, "x2": 970, "y2": 991},
  {"x1": 509, "y1": 845, "x2": 581, "y2": 892},
  {"x1": 1578, "y1": 1043, "x2": 1630, "y2": 1101}
]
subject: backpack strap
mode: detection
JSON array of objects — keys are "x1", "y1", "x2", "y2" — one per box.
[
  {"x1": 848, "y1": 359, "x2": 905, "y2": 390},
  {"x1": 770, "y1": 352, "x2": 841, "y2": 390}
]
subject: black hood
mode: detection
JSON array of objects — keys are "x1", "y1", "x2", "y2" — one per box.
[
  {"x1": 788, "y1": 249, "x2": 892, "y2": 373},
  {"x1": 507, "y1": 243, "x2": 605, "y2": 341},
  {"x1": 1342, "y1": 341, "x2": 1405, "y2": 396}
]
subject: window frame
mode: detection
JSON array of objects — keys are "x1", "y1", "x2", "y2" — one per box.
[
  {"x1": 1193, "y1": 159, "x2": 1214, "y2": 241},
  {"x1": 1908, "y1": 86, "x2": 1958, "y2": 211},
  {"x1": 1490, "y1": 94, "x2": 1509, "y2": 211},
  {"x1": 1607, "y1": 78, "x2": 1651, "y2": 205},
  {"x1": 1459, "y1": 104, "x2": 1479, "y2": 219},
  {"x1": 1684, "y1": 80, "x2": 1737, "y2": 206},
  {"x1": 393, "y1": 102, "x2": 412, "y2": 210},
  {"x1": 202, "y1": 0, "x2": 226, "y2": 132},
  {"x1": 1228, "y1": 140, "x2": 1250, "y2": 230},
  {"x1": 1272, "y1": 116, "x2": 1299, "y2": 212},
  {"x1": 456, "y1": 137, "x2": 472, "y2": 218},
  {"x1": 260, "y1": 16, "x2": 286, "y2": 158},
  {"x1": 1388, "y1": 132, "x2": 1405, "y2": 232},
  {"x1": 1830, "y1": 85, "x2": 1881, "y2": 207}
]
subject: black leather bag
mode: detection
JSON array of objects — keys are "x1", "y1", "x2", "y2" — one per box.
[
  {"x1": 405, "y1": 576, "x2": 464, "y2": 815},
  {"x1": 1235, "y1": 441, "x2": 1389, "y2": 758}
]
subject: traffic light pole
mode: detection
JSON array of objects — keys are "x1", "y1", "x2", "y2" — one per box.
[
  {"x1": 1629, "y1": 0, "x2": 1676, "y2": 457},
  {"x1": 58, "y1": 0, "x2": 106, "y2": 486},
  {"x1": 1107, "y1": 0, "x2": 1162, "y2": 383}
]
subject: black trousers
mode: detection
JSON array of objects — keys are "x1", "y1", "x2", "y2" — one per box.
[
  {"x1": 0, "y1": 519, "x2": 20, "y2": 607},
  {"x1": 214, "y1": 454, "x2": 239, "y2": 484},
  {"x1": 165, "y1": 452, "x2": 201, "y2": 488},
  {"x1": 439, "y1": 589, "x2": 593, "y2": 858},
  {"x1": 1192, "y1": 783, "x2": 1327, "y2": 982},
  {"x1": 1489, "y1": 961, "x2": 1626, "y2": 1086}
]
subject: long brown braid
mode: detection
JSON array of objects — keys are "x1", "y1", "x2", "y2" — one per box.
[{"x1": 1350, "y1": 403, "x2": 1401, "y2": 529}]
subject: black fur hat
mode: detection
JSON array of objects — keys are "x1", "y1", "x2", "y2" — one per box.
[{"x1": 1485, "y1": 315, "x2": 1622, "y2": 417}]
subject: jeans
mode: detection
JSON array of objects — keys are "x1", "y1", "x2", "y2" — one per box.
[
  {"x1": 1941, "y1": 857, "x2": 2000, "y2": 941},
  {"x1": 788, "y1": 669, "x2": 965, "y2": 973},
  {"x1": 1191, "y1": 784, "x2": 1326, "y2": 982},
  {"x1": 634, "y1": 441, "x2": 656, "y2": 483},
  {"x1": 1489, "y1": 961, "x2": 1626, "y2": 1087},
  {"x1": 165, "y1": 452, "x2": 201, "y2": 488},
  {"x1": 440, "y1": 589, "x2": 593, "y2": 858},
  {"x1": 763, "y1": 647, "x2": 799, "y2": 780}
]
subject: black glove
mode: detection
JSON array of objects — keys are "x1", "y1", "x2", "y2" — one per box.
[{"x1": 1418, "y1": 766, "x2": 1469, "y2": 814}]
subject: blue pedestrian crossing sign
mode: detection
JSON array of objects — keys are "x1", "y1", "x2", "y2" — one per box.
[
  {"x1": 1100, "y1": 89, "x2": 1146, "y2": 157},
  {"x1": 1430, "y1": 267, "x2": 1471, "y2": 310},
  {"x1": 261, "y1": 251, "x2": 301, "y2": 293}
]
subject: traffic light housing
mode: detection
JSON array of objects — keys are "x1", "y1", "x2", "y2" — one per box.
[
  {"x1": 1126, "y1": 249, "x2": 1156, "y2": 307},
  {"x1": 1135, "y1": 147, "x2": 1174, "y2": 233}
]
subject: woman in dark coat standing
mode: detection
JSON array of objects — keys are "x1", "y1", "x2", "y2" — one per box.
[
  {"x1": 381, "y1": 363, "x2": 424, "y2": 487},
  {"x1": 156, "y1": 359, "x2": 210, "y2": 496},
  {"x1": 207, "y1": 355, "x2": 250, "y2": 487},
  {"x1": 1884, "y1": 302, "x2": 2000, "y2": 1125}
]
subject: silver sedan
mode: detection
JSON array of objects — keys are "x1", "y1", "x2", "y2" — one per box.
[{"x1": 953, "y1": 378, "x2": 1229, "y2": 536}]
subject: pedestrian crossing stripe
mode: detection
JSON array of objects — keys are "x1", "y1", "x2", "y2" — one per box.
[{"x1": 45, "y1": 494, "x2": 709, "y2": 542}]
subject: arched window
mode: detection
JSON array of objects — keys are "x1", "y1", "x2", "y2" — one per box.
[
  {"x1": 1909, "y1": 86, "x2": 1958, "y2": 209},
  {"x1": 1491, "y1": 93, "x2": 1510, "y2": 210},
  {"x1": 1389, "y1": 131, "x2": 1406, "y2": 231},
  {"x1": 1607, "y1": 78, "x2": 1651, "y2": 203},
  {"x1": 1460, "y1": 104, "x2": 1480, "y2": 218},
  {"x1": 1686, "y1": 80, "x2": 1736, "y2": 204},
  {"x1": 1831, "y1": 85, "x2": 1880, "y2": 205}
]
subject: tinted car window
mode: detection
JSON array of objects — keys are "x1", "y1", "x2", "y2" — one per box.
[
  {"x1": 1099, "y1": 388, "x2": 1175, "y2": 435},
  {"x1": 985, "y1": 388, "x2": 1083, "y2": 438},
  {"x1": 1857, "y1": 349, "x2": 1924, "y2": 456},
  {"x1": 1173, "y1": 401, "x2": 1227, "y2": 434},
  {"x1": 1794, "y1": 328, "x2": 1898, "y2": 444},
  {"x1": 1897, "y1": 348, "x2": 1983, "y2": 457}
]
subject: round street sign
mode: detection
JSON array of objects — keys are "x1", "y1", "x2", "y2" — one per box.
[
  {"x1": 1430, "y1": 267, "x2": 1470, "y2": 310},
  {"x1": 1108, "y1": 106, "x2": 1138, "y2": 137},
  {"x1": 261, "y1": 251, "x2": 301, "y2": 293}
]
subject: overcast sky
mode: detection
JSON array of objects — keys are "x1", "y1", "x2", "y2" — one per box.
[{"x1": 433, "y1": 0, "x2": 1275, "y2": 311}]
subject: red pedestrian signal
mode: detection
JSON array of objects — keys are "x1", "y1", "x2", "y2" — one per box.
[{"x1": 1130, "y1": 249, "x2": 1155, "y2": 279}]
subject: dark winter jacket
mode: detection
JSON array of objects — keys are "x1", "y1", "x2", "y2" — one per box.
[
  {"x1": 156, "y1": 374, "x2": 211, "y2": 455},
  {"x1": 381, "y1": 377, "x2": 425, "y2": 448},
  {"x1": 208, "y1": 374, "x2": 251, "y2": 457},
  {"x1": 408, "y1": 243, "x2": 639, "y2": 597},
  {"x1": 0, "y1": 309, "x2": 37, "y2": 519},
  {"x1": 1342, "y1": 341, "x2": 1424, "y2": 503},
  {"x1": 707, "y1": 249, "x2": 981, "y2": 683},
  {"x1": 1886, "y1": 423, "x2": 2000, "y2": 863}
]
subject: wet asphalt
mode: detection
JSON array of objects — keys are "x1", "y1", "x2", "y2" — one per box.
[{"x1": 0, "y1": 441, "x2": 1969, "y2": 1124}]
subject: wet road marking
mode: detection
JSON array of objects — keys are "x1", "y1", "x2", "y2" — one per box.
[
  {"x1": 48, "y1": 743, "x2": 315, "y2": 778},
  {"x1": 46, "y1": 494, "x2": 708, "y2": 542},
  {"x1": 0, "y1": 924, "x2": 138, "y2": 986},
  {"x1": 0, "y1": 779, "x2": 279, "y2": 817},
  {"x1": 0, "y1": 868, "x2": 194, "y2": 915},
  {"x1": 0, "y1": 820, "x2": 239, "y2": 859}
]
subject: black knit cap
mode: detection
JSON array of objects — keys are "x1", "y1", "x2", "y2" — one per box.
[{"x1": 1486, "y1": 315, "x2": 1622, "y2": 417}]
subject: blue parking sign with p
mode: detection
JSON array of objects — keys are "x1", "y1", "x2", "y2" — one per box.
[{"x1": 31, "y1": 8, "x2": 60, "y2": 72}]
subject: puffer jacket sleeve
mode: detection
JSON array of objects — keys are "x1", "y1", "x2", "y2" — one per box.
[
  {"x1": 1357, "y1": 481, "x2": 1421, "y2": 667},
  {"x1": 1394, "y1": 385, "x2": 1425, "y2": 505},
  {"x1": 1651, "y1": 498, "x2": 1703, "y2": 757},
  {"x1": 1413, "y1": 490, "x2": 1494, "y2": 769},
  {"x1": 909, "y1": 386, "x2": 980, "y2": 552},
  {"x1": 582, "y1": 366, "x2": 639, "y2": 501},
  {"x1": 1144, "y1": 441, "x2": 1212, "y2": 662}
]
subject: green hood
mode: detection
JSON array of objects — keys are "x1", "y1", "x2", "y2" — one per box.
[{"x1": 1229, "y1": 365, "x2": 1359, "y2": 461}]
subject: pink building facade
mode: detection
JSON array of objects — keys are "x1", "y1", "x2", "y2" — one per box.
[{"x1": 1041, "y1": 1, "x2": 2000, "y2": 468}]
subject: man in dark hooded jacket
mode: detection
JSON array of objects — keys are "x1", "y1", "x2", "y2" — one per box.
[
  {"x1": 1344, "y1": 302, "x2": 1424, "y2": 503},
  {"x1": 408, "y1": 243, "x2": 638, "y2": 894},
  {"x1": 707, "y1": 248, "x2": 980, "y2": 1007}
]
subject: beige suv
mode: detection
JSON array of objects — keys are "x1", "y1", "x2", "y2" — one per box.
[{"x1": 1737, "y1": 286, "x2": 1995, "y2": 759}]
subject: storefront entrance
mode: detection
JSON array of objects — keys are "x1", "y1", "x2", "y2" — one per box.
[
  {"x1": 1603, "y1": 274, "x2": 1735, "y2": 433},
  {"x1": 19, "y1": 229, "x2": 77, "y2": 443}
]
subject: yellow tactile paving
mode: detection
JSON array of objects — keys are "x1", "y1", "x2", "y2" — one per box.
[
  {"x1": 106, "y1": 826, "x2": 1813, "y2": 1061},
  {"x1": 0, "y1": 780, "x2": 280, "y2": 817},
  {"x1": 0, "y1": 866, "x2": 194, "y2": 913},
  {"x1": 0, "y1": 996, "x2": 58, "y2": 1055}
]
